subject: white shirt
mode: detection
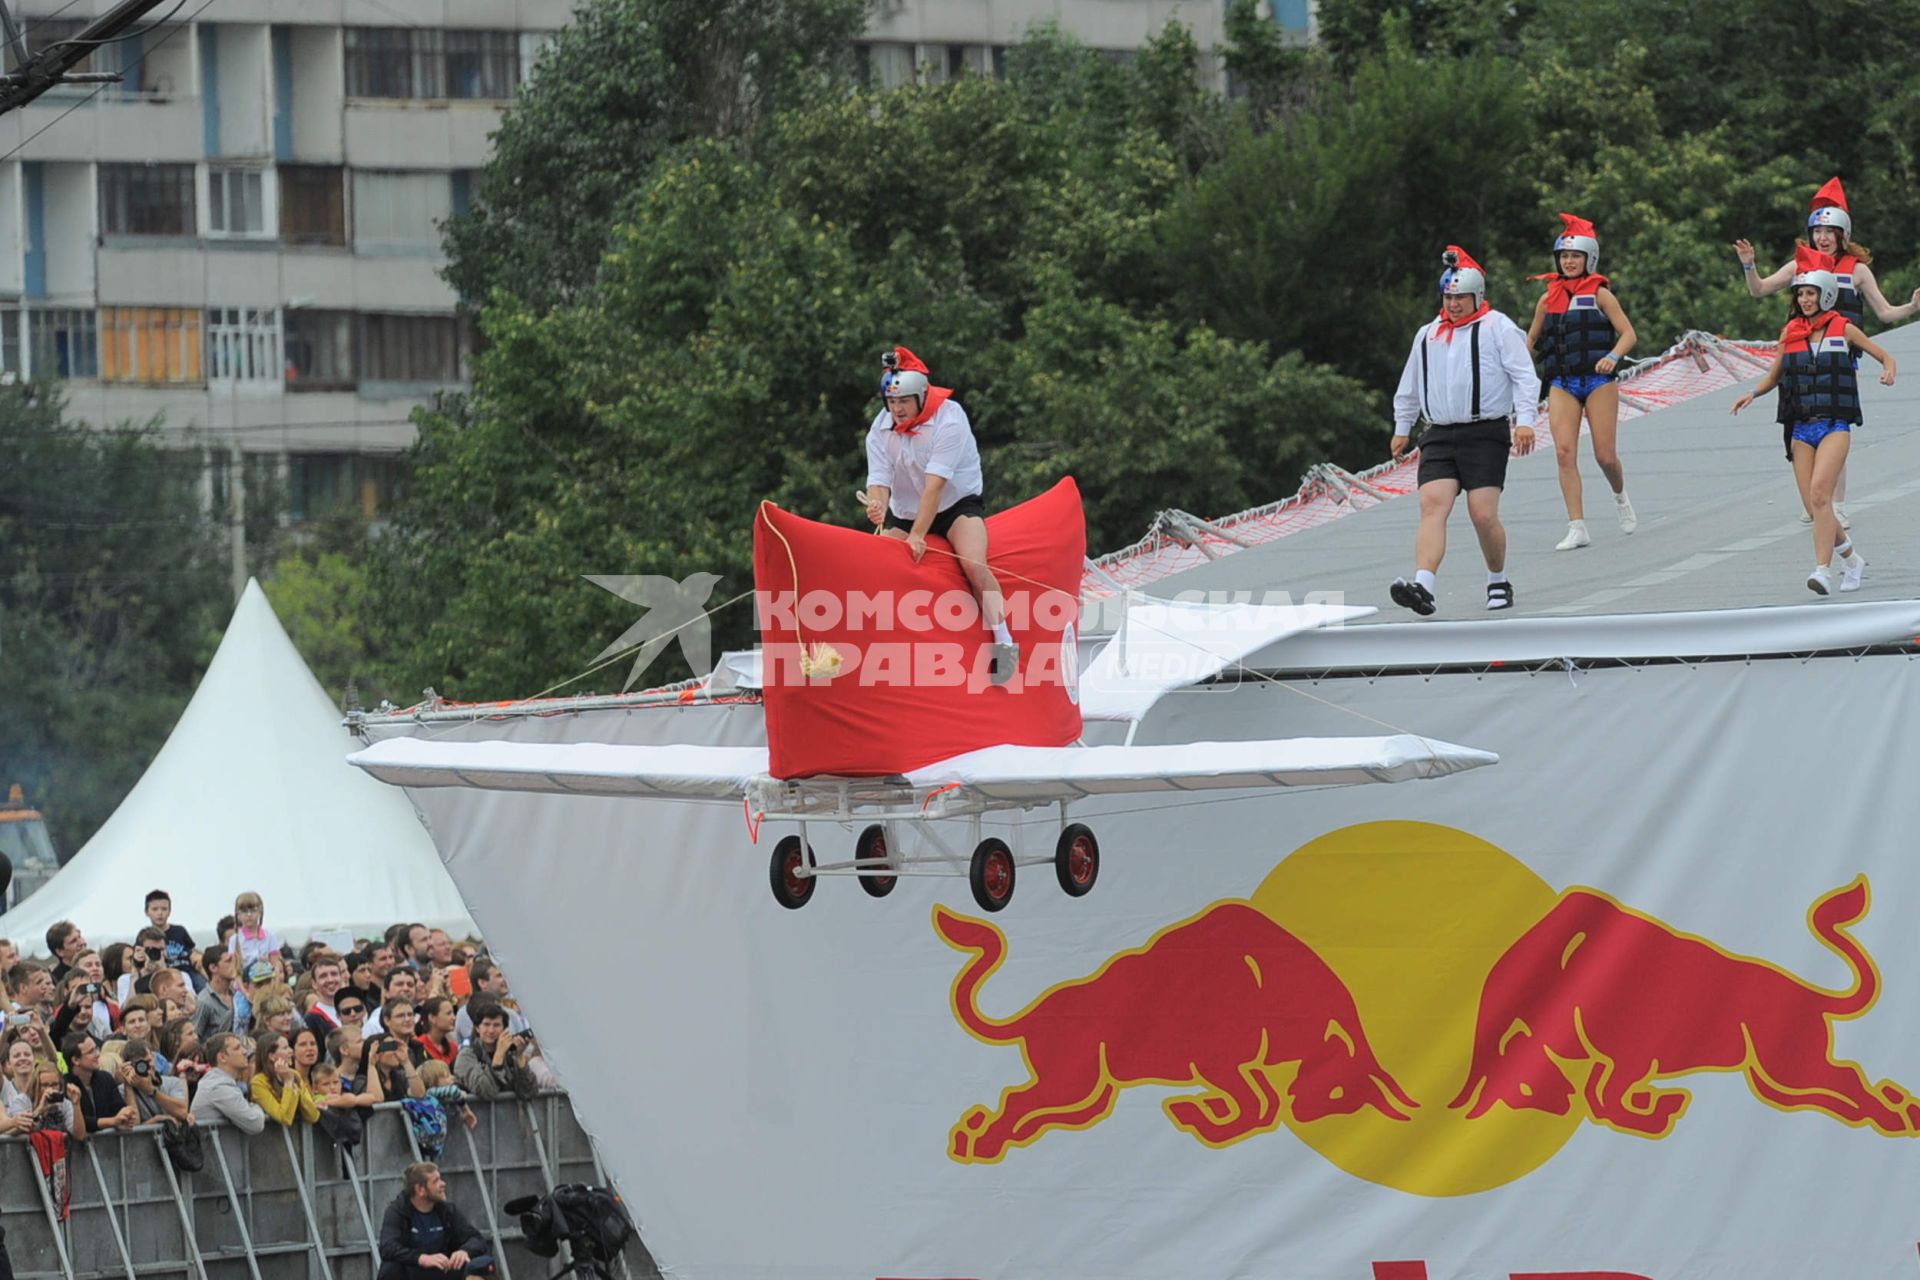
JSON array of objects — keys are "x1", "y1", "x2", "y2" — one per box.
[
  {"x1": 1392, "y1": 310, "x2": 1541, "y2": 436},
  {"x1": 864, "y1": 397, "x2": 984, "y2": 519}
]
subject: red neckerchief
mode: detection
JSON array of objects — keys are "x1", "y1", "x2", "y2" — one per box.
[
  {"x1": 1531, "y1": 271, "x2": 1610, "y2": 313},
  {"x1": 1783, "y1": 309, "x2": 1845, "y2": 349},
  {"x1": 890, "y1": 385, "x2": 953, "y2": 435},
  {"x1": 1431, "y1": 302, "x2": 1491, "y2": 343}
]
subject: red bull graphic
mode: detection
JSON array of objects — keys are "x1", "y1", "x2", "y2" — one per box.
[
  {"x1": 1450, "y1": 875, "x2": 1919, "y2": 1137},
  {"x1": 937, "y1": 822, "x2": 1916, "y2": 1200},
  {"x1": 933, "y1": 901, "x2": 1415, "y2": 1165}
]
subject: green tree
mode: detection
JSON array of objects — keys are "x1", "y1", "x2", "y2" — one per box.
[
  {"x1": 263, "y1": 536, "x2": 391, "y2": 711},
  {"x1": 441, "y1": 0, "x2": 870, "y2": 310},
  {"x1": 0, "y1": 389, "x2": 228, "y2": 853},
  {"x1": 1159, "y1": 30, "x2": 1534, "y2": 387}
]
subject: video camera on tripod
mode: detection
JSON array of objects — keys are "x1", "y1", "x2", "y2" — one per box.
[{"x1": 501, "y1": 1185, "x2": 634, "y2": 1280}]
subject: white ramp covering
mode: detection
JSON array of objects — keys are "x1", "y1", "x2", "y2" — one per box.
[
  {"x1": 904, "y1": 736, "x2": 1495, "y2": 800},
  {"x1": 367, "y1": 639, "x2": 1920, "y2": 1280},
  {"x1": 1078, "y1": 596, "x2": 1373, "y2": 721},
  {"x1": 4, "y1": 582, "x2": 474, "y2": 950}
]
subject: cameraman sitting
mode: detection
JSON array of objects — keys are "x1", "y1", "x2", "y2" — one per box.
[
  {"x1": 452, "y1": 1004, "x2": 529, "y2": 1100},
  {"x1": 378, "y1": 1161, "x2": 495, "y2": 1280}
]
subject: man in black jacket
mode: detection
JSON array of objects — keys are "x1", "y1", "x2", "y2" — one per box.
[{"x1": 377, "y1": 1162, "x2": 495, "y2": 1280}]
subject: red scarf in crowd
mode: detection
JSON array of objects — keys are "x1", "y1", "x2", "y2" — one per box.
[
  {"x1": 1783, "y1": 309, "x2": 1845, "y2": 349},
  {"x1": 1431, "y1": 301, "x2": 1491, "y2": 342},
  {"x1": 1532, "y1": 271, "x2": 1611, "y2": 313}
]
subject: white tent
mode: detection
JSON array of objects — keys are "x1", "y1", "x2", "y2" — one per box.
[{"x1": 4, "y1": 580, "x2": 475, "y2": 954}]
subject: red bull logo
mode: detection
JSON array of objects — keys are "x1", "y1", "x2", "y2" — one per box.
[
  {"x1": 1450, "y1": 874, "x2": 1918, "y2": 1137},
  {"x1": 933, "y1": 901, "x2": 1415, "y2": 1164},
  {"x1": 936, "y1": 822, "x2": 1917, "y2": 1196}
]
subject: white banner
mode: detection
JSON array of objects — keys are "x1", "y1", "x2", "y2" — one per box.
[{"x1": 382, "y1": 652, "x2": 1920, "y2": 1280}]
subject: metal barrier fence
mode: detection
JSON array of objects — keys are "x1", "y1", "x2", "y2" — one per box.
[{"x1": 0, "y1": 1094, "x2": 660, "y2": 1280}]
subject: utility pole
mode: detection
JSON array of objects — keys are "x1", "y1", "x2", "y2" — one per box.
[{"x1": 0, "y1": 0, "x2": 175, "y2": 115}]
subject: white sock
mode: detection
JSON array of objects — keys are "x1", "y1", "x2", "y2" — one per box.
[
  {"x1": 1488, "y1": 571, "x2": 1508, "y2": 586},
  {"x1": 1614, "y1": 490, "x2": 1631, "y2": 504},
  {"x1": 1834, "y1": 537, "x2": 1853, "y2": 559},
  {"x1": 1415, "y1": 569, "x2": 1437, "y2": 592},
  {"x1": 992, "y1": 622, "x2": 1013, "y2": 646}
]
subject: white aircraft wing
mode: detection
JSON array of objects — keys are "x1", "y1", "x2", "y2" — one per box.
[
  {"x1": 901, "y1": 736, "x2": 1497, "y2": 802},
  {"x1": 349, "y1": 733, "x2": 1495, "y2": 808},
  {"x1": 347, "y1": 737, "x2": 768, "y2": 801}
]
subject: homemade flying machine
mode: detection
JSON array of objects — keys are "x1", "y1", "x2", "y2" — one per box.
[{"x1": 349, "y1": 480, "x2": 1498, "y2": 912}]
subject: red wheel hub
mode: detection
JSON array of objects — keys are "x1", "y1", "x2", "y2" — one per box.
[
  {"x1": 782, "y1": 852, "x2": 808, "y2": 895},
  {"x1": 1069, "y1": 836, "x2": 1095, "y2": 885},
  {"x1": 985, "y1": 852, "x2": 1012, "y2": 897}
]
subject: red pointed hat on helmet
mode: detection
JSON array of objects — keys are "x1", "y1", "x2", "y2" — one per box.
[
  {"x1": 1807, "y1": 177, "x2": 1852, "y2": 239},
  {"x1": 891, "y1": 346, "x2": 930, "y2": 375},
  {"x1": 1809, "y1": 178, "x2": 1849, "y2": 213},
  {"x1": 1794, "y1": 244, "x2": 1837, "y2": 274},
  {"x1": 1443, "y1": 244, "x2": 1485, "y2": 275},
  {"x1": 1552, "y1": 212, "x2": 1601, "y2": 275}
]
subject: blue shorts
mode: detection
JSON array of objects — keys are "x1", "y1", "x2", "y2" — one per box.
[
  {"x1": 1790, "y1": 419, "x2": 1852, "y2": 447},
  {"x1": 1550, "y1": 374, "x2": 1615, "y2": 404}
]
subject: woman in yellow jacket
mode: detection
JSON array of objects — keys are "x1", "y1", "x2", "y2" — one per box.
[{"x1": 250, "y1": 1031, "x2": 321, "y2": 1126}]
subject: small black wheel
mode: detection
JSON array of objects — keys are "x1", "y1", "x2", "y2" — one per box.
[
  {"x1": 969, "y1": 838, "x2": 1016, "y2": 913},
  {"x1": 769, "y1": 835, "x2": 816, "y2": 910},
  {"x1": 856, "y1": 823, "x2": 897, "y2": 899},
  {"x1": 1055, "y1": 823, "x2": 1099, "y2": 897}
]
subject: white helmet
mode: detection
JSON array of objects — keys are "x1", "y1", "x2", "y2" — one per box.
[
  {"x1": 1791, "y1": 266, "x2": 1839, "y2": 312},
  {"x1": 1807, "y1": 205, "x2": 1852, "y2": 240},
  {"x1": 1553, "y1": 213, "x2": 1600, "y2": 274},
  {"x1": 1438, "y1": 246, "x2": 1485, "y2": 303},
  {"x1": 879, "y1": 349, "x2": 930, "y2": 404}
]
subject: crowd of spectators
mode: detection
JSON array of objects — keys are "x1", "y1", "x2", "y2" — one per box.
[{"x1": 0, "y1": 888, "x2": 550, "y2": 1161}]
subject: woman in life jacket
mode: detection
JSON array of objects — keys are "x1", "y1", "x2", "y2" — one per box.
[
  {"x1": 1525, "y1": 214, "x2": 1638, "y2": 552},
  {"x1": 1733, "y1": 178, "x2": 1920, "y2": 527},
  {"x1": 1731, "y1": 248, "x2": 1895, "y2": 595}
]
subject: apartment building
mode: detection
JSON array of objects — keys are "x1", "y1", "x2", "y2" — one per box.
[
  {"x1": 0, "y1": 0, "x2": 570, "y2": 521},
  {"x1": 858, "y1": 0, "x2": 1315, "y2": 91},
  {"x1": 0, "y1": 0, "x2": 1309, "y2": 524}
]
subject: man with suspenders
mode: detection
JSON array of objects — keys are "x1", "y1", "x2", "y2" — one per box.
[{"x1": 1388, "y1": 245, "x2": 1542, "y2": 615}]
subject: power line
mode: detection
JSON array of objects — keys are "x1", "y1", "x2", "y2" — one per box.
[{"x1": 0, "y1": 0, "x2": 217, "y2": 162}]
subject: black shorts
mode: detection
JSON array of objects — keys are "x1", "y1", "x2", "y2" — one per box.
[
  {"x1": 1415, "y1": 420, "x2": 1513, "y2": 492},
  {"x1": 885, "y1": 492, "x2": 986, "y2": 538}
]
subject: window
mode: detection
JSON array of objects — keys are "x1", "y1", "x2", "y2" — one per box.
[
  {"x1": 206, "y1": 307, "x2": 281, "y2": 382},
  {"x1": 351, "y1": 170, "x2": 451, "y2": 252},
  {"x1": 208, "y1": 167, "x2": 269, "y2": 237},
  {"x1": 860, "y1": 42, "x2": 914, "y2": 90},
  {"x1": 284, "y1": 310, "x2": 355, "y2": 389},
  {"x1": 278, "y1": 165, "x2": 347, "y2": 245},
  {"x1": 1, "y1": 307, "x2": 100, "y2": 380},
  {"x1": 99, "y1": 164, "x2": 196, "y2": 237},
  {"x1": 101, "y1": 307, "x2": 203, "y2": 383},
  {"x1": 360, "y1": 313, "x2": 464, "y2": 383},
  {"x1": 290, "y1": 453, "x2": 404, "y2": 521},
  {"x1": 344, "y1": 28, "x2": 444, "y2": 99},
  {"x1": 4, "y1": 19, "x2": 96, "y2": 78},
  {"x1": 445, "y1": 31, "x2": 520, "y2": 99}
]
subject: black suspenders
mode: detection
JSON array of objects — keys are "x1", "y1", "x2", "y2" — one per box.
[
  {"x1": 1469, "y1": 321, "x2": 1483, "y2": 419},
  {"x1": 1420, "y1": 336, "x2": 1432, "y2": 420}
]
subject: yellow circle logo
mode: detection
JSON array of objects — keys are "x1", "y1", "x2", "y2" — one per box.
[{"x1": 1251, "y1": 820, "x2": 1579, "y2": 1196}]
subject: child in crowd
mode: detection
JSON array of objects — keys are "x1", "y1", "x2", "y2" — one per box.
[
  {"x1": 143, "y1": 890, "x2": 202, "y2": 991},
  {"x1": 226, "y1": 892, "x2": 284, "y2": 1032}
]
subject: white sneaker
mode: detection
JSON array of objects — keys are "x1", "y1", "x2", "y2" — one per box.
[
  {"x1": 1840, "y1": 554, "x2": 1866, "y2": 592},
  {"x1": 1835, "y1": 503, "x2": 1851, "y2": 531},
  {"x1": 1800, "y1": 508, "x2": 1814, "y2": 524},
  {"x1": 1555, "y1": 521, "x2": 1591, "y2": 551},
  {"x1": 1615, "y1": 494, "x2": 1637, "y2": 535},
  {"x1": 1807, "y1": 564, "x2": 1833, "y2": 596}
]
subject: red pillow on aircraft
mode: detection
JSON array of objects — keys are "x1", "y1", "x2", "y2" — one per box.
[{"x1": 753, "y1": 478, "x2": 1085, "y2": 779}]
